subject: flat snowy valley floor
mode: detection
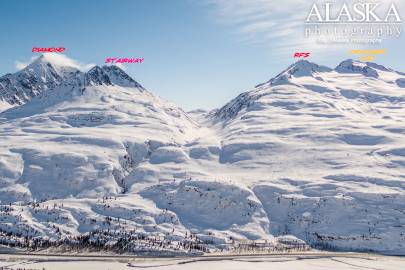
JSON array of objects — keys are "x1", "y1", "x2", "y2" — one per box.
[{"x1": 0, "y1": 253, "x2": 404, "y2": 270}]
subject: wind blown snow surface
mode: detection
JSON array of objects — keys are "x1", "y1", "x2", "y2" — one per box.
[
  {"x1": 0, "y1": 253, "x2": 404, "y2": 270},
  {"x1": 0, "y1": 56, "x2": 404, "y2": 254}
]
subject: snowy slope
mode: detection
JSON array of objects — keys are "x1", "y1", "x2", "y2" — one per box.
[
  {"x1": 0, "y1": 56, "x2": 404, "y2": 254},
  {"x1": 0, "y1": 54, "x2": 271, "y2": 254},
  {"x1": 210, "y1": 59, "x2": 405, "y2": 253}
]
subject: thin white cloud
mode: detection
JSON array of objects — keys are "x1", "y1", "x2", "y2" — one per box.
[
  {"x1": 15, "y1": 56, "x2": 37, "y2": 70},
  {"x1": 15, "y1": 53, "x2": 95, "y2": 72},
  {"x1": 205, "y1": 0, "x2": 404, "y2": 61},
  {"x1": 205, "y1": 0, "x2": 324, "y2": 55},
  {"x1": 112, "y1": 62, "x2": 127, "y2": 71},
  {"x1": 42, "y1": 53, "x2": 95, "y2": 71}
]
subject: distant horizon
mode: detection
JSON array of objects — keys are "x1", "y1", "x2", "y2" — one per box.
[
  {"x1": 1, "y1": 0, "x2": 403, "y2": 110},
  {"x1": 2, "y1": 53, "x2": 405, "y2": 112}
]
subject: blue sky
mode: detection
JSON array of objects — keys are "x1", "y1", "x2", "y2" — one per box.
[{"x1": 0, "y1": 0, "x2": 404, "y2": 110}]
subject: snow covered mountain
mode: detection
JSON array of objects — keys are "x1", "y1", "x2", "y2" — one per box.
[
  {"x1": 0, "y1": 54, "x2": 145, "y2": 112},
  {"x1": 0, "y1": 54, "x2": 83, "y2": 108},
  {"x1": 85, "y1": 65, "x2": 144, "y2": 88},
  {"x1": 210, "y1": 59, "x2": 405, "y2": 253},
  {"x1": 0, "y1": 56, "x2": 404, "y2": 254}
]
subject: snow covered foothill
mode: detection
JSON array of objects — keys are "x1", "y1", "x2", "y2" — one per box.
[
  {"x1": 141, "y1": 180, "x2": 270, "y2": 237},
  {"x1": 0, "y1": 55, "x2": 404, "y2": 254},
  {"x1": 208, "y1": 59, "x2": 405, "y2": 254}
]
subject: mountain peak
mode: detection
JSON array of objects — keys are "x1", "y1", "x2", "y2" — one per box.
[
  {"x1": 335, "y1": 59, "x2": 379, "y2": 78},
  {"x1": 0, "y1": 55, "x2": 145, "y2": 109},
  {"x1": 24, "y1": 54, "x2": 81, "y2": 74},
  {"x1": 0, "y1": 54, "x2": 78, "y2": 106},
  {"x1": 101, "y1": 65, "x2": 144, "y2": 89},
  {"x1": 85, "y1": 66, "x2": 112, "y2": 86},
  {"x1": 261, "y1": 60, "x2": 332, "y2": 87},
  {"x1": 85, "y1": 65, "x2": 144, "y2": 89},
  {"x1": 285, "y1": 60, "x2": 332, "y2": 76},
  {"x1": 286, "y1": 60, "x2": 332, "y2": 77}
]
